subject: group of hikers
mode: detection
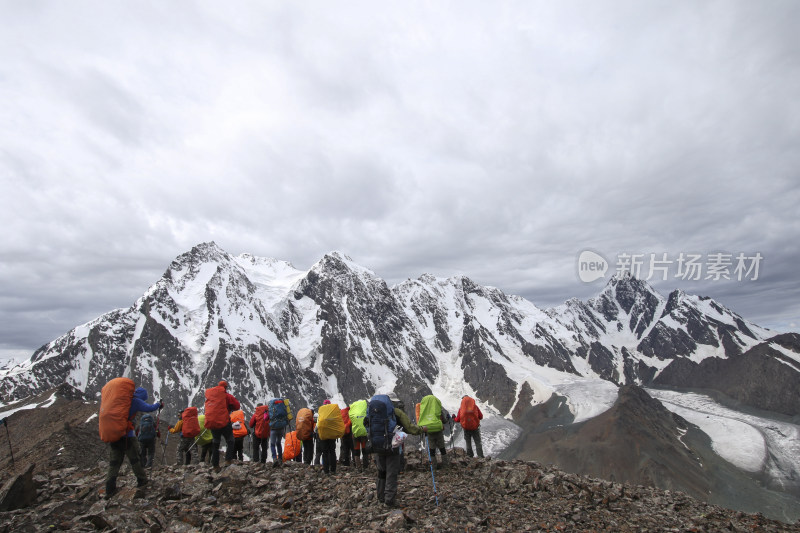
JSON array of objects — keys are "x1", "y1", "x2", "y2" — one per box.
[{"x1": 98, "y1": 378, "x2": 486, "y2": 506}]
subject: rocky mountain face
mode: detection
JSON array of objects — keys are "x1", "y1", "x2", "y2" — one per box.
[
  {"x1": 0, "y1": 242, "x2": 793, "y2": 421},
  {"x1": 1, "y1": 387, "x2": 798, "y2": 532},
  {"x1": 502, "y1": 385, "x2": 800, "y2": 523}
]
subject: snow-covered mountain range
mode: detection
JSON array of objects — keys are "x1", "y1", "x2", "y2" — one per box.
[{"x1": 2, "y1": 241, "x2": 797, "y2": 425}]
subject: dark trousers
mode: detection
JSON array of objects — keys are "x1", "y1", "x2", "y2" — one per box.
[
  {"x1": 234, "y1": 437, "x2": 245, "y2": 461},
  {"x1": 252, "y1": 436, "x2": 269, "y2": 463},
  {"x1": 138, "y1": 437, "x2": 156, "y2": 467},
  {"x1": 199, "y1": 443, "x2": 212, "y2": 463},
  {"x1": 339, "y1": 433, "x2": 354, "y2": 465},
  {"x1": 464, "y1": 427, "x2": 484, "y2": 458},
  {"x1": 301, "y1": 438, "x2": 314, "y2": 464},
  {"x1": 376, "y1": 452, "x2": 401, "y2": 504},
  {"x1": 321, "y1": 439, "x2": 337, "y2": 473},
  {"x1": 107, "y1": 436, "x2": 146, "y2": 482},
  {"x1": 211, "y1": 424, "x2": 235, "y2": 467}
]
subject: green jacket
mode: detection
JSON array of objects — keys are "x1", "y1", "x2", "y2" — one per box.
[{"x1": 394, "y1": 408, "x2": 421, "y2": 436}]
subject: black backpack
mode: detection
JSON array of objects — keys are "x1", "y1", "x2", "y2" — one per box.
[{"x1": 138, "y1": 414, "x2": 156, "y2": 440}]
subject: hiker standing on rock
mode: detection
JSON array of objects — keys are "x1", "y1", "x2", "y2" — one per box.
[
  {"x1": 136, "y1": 413, "x2": 158, "y2": 468},
  {"x1": 317, "y1": 399, "x2": 345, "y2": 475},
  {"x1": 230, "y1": 408, "x2": 249, "y2": 461},
  {"x1": 267, "y1": 398, "x2": 291, "y2": 467},
  {"x1": 419, "y1": 394, "x2": 450, "y2": 469},
  {"x1": 196, "y1": 413, "x2": 214, "y2": 463},
  {"x1": 294, "y1": 406, "x2": 315, "y2": 465},
  {"x1": 99, "y1": 378, "x2": 163, "y2": 498},
  {"x1": 366, "y1": 393, "x2": 421, "y2": 507},
  {"x1": 349, "y1": 399, "x2": 370, "y2": 471},
  {"x1": 249, "y1": 404, "x2": 270, "y2": 463},
  {"x1": 170, "y1": 406, "x2": 201, "y2": 465},
  {"x1": 339, "y1": 404, "x2": 354, "y2": 467},
  {"x1": 204, "y1": 380, "x2": 241, "y2": 470},
  {"x1": 454, "y1": 395, "x2": 484, "y2": 458}
]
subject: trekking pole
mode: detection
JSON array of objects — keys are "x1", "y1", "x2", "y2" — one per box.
[
  {"x1": 2, "y1": 418, "x2": 13, "y2": 465},
  {"x1": 424, "y1": 433, "x2": 439, "y2": 506},
  {"x1": 186, "y1": 428, "x2": 208, "y2": 454},
  {"x1": 449, "y1": 419, "x2": 454, "y2": 450},
  {"x1": 161, "y1": 431, "x2": 171, "y2": 465}
]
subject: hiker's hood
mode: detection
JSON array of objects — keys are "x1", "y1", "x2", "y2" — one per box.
[{"x1": 134, "y1": 387, "x2": 148, "y2": 401}]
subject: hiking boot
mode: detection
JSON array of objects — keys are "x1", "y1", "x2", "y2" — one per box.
[
  {"x1": 385, "y1": 498, "x2": 398, "y2": 508},
  {"x1": 137, "y1": 478, "x2": 148, "y2": 488},
  {"x1": 105, "y1": 478, "x2": 117, "y2": 499},
  {"x1": 272, "y1": 460, "x2": 281, "y2": 468}
]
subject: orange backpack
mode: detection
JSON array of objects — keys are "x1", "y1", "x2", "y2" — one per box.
[
  {"x1": 182, "y1": 407, "x2": 201, "y2": 438},
  {"x1": 204, "y1": 385, "x2": 230, "y2": 429},
  {"x1": 458, "y1": 396, "x2": 480, "y2": 431},
  {"x1": 99, "y1": 377, "x2": 136, "y2": 443},
  {"x1": 253, "y1": 405, "x2": 270, "y2": 439},
  {"x1": 415, "y1": 402, "x2": 421, "y2": 422},
  {"x1": 230, "y1": 409, "x2": 248, "y2": 438},
  {"x1": 295, "y1": 408, "x2": 314, "y2": 441},
  {"x1": 283, "y1": 430, "x2": 302, "y2": 461}
]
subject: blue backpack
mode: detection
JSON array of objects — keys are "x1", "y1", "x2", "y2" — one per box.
[
  {"x1": 268, "y1": 399, "x2": 289, "y2": 429},
  {"x1": 367, "y1": 395, "x2": 397, "y2": 455},
  {"x1": 138, "y1": 414, "x2": 156, "y2": 440}
]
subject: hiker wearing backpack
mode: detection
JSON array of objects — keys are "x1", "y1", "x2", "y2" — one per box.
[
  {"x1": 169, "y1": 406, "x2": 201, "y2": 465},
  {"x1": 137, "y1": 413, "x2": 157, "y2": 468},
  {"x1": 249, "y1": 404, "x2": 270, "y2": 463},
  {"x1": 339, "y1": 404, "x2": 354, "y2": 467},
  {"x1": 99, "y1": 378, "x2": 163, "y2": 498},
  {"x1": 294, "y1": 407, "x2": 315, "y2": 465},
  {"x1": 419, "y1": 394, "x2": 450, "y2": 469},
  {"x1": 349, "y1": 399, "x2": 371, "y2": 471},
  {"x1": 365, "y1": 393, "x2": 421, "y2": 507},
  {"x1": 317, "y1": 399, "x2": 345, "y2": 474},
  {"x1": 230, "y1": 409, "x2": 249, "y2": 461},
  {"x1": 454, "y1": 395, "x2": 484, "y2": 458},
  {"x1": 196, "y1": 414, "x2": 214, "y2": 463},
  {"x1": 204, "y1": 380, "x2": 241, "y2": 469},
  {"x1": 267, "y1": 398, "x2": 291, "y2": 467}
]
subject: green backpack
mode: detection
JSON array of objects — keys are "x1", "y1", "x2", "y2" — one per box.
[
  {"x1": 196, "y1": 415, "x2": 214, "y2": 446},
  {"x1": 418, "y1": 395, "x2": 443, "y2": 433},
  {"x1": 349, "y1": 399, "x2": 368, "y2": 438}
]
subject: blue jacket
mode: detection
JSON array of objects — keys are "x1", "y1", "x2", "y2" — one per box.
[{"x1": 127, "y1": 387, "x2": 160, "y2": 437}]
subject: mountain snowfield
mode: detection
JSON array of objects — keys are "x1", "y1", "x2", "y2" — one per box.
[{"x1": 1, "y1": 242, "x2": 798, "y2": 489}]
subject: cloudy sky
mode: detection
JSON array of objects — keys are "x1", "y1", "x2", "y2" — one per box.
[{"x1": 1, "y1": 1, "x2": 798, "y2": 362}]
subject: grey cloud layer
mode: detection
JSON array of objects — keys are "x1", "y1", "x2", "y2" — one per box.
[{"x1": 1, "y1": 1, "x2": 798, "y2": 358}]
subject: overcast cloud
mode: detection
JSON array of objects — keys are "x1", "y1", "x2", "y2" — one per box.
[{"x1": 1, "y1": 1, "x2": 798, "y2": 362}]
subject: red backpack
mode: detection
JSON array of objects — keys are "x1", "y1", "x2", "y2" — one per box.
[
  {"x1": 182, "y1": 407, "x2": 201, "y2": 438},
  {"x1": 458, "y1": 396, "x2": 480, "y2": 431},
  {"x1": 254, "y1": 405, "x2": 270, "y2": 439},
  {"x1": 204, "y1": 385, "x2": 230, "y2": 429}
]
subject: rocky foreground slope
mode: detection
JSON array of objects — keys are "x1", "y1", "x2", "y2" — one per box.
[{"x1": 2, "y1": 451, "x2": 799, "y2": 533}]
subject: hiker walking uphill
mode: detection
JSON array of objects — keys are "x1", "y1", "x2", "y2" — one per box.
[
  {"x1": 169, "y1": 407, "x2": 201, "y2": 465},
  {"x1": 419, "y1": 394, "x2": 450, "y2": 469},
  {"x1": 294, "y1": 407, "x2": 315, "y2": 465},
  {"x1": 195, "y1": 414, "x2": 214, "y2": 463},
  {"x1": 349, "y1": 399, "x2": 370, "y2": 471},
  {"x1": 365, "y1": 393, "x2": 421, "y2": 508},
  {"x1": 230, "y1": 409, "x2": 249, "y2": 461},
  {"x1": 339, "y1": 404, "x2": 354, "y2": 466},
  {"x1": 454, "y1": 395, "x2": 484, "y2": 458},
  {"x1": 249, "y1": 404, "x2": 270, "y2": 463},
  {"x1": 267, "y1": 398, "x2": 292, "y2": 467},
  {"x1": 317, "y1": 399, "x2": 345, "y2": 475},
  {"x1": 137, "y1": 413, "x2": 157, "y2": 468},
  {"x1": 99, "y1": 378, "x2": 163, "y2": 499},
  {"x1": 204, "y1": 380, "x2": 241, "y2": 470}
]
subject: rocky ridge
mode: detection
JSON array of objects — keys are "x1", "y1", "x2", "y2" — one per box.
[{"x1": 3, "y1": 451, "x2": 799, "y2": 533}]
